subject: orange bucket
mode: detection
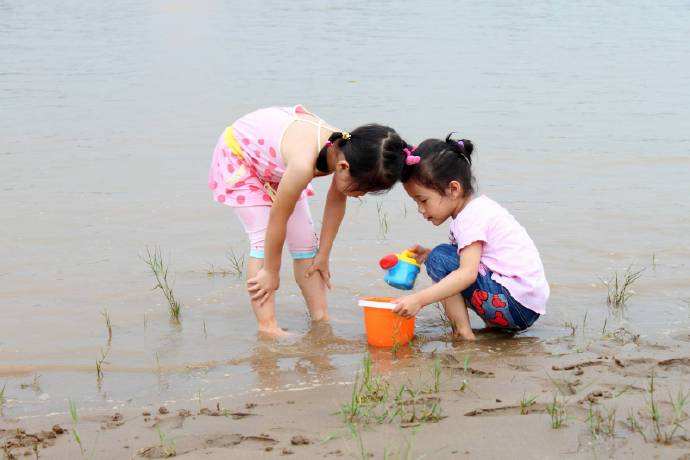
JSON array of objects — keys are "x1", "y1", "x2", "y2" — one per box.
[{"x1": 359, "y1": 297, "x2": 415, "y2": 348}]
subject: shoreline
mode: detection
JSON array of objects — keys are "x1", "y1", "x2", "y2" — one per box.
[{"x1": 3, "y1": 329, "x2": 689, "y2": 459}]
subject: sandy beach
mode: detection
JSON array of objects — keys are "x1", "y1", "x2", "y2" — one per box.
[{"x1": 3, "y1": 328, "x2": 690, "y2": 458}]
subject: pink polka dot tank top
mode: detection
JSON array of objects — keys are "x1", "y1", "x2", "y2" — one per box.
[{"x1": 208, "y1": 105, "x2": 315, "y2": 207}]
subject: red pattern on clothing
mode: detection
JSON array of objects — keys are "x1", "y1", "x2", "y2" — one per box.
[
  {"x1": 489, "y1": 311, "x2": 509, "y2": 327},
  {"x1": 491, "y1": 294, "x2": 507, "y2": 308}
]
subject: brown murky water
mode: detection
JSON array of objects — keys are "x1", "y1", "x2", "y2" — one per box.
[{"x1": 1, "y1": 1, "x2": 689, "y2": 417}]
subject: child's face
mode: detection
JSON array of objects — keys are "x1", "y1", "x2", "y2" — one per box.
[{"x1": 403, "y1": 180, "x2": 462, "y2": 226}]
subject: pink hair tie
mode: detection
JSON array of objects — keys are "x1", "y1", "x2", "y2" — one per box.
[
  {"x1": 324, "y1": 140, "x2": 333, "y2": 147},
  {"x1": 403, "y1": 146, "x2": 420, "y2": 165}
]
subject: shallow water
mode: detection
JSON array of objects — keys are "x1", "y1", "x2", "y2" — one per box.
[{"x1": 1, "y1": 0, "x2": 689, "y2": 417}]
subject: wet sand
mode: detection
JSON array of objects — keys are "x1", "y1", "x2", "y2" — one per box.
[{"x1": 3, "y1": 328, "x2": 689, "y2": 459}]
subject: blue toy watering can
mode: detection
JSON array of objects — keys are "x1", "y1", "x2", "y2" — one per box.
[{"x1": 379, "y1": 250, "x2": 421, "y2": 290}]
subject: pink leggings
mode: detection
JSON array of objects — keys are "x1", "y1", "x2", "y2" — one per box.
[{"x1": 232, "y1": 199, "x2": 319, "y2": 259}]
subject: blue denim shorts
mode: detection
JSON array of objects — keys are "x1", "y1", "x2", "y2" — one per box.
[{"x1": 425, "y1": 244, "x2": 540, "y2": 331}]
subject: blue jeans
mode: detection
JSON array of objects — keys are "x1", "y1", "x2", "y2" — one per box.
[{"x1": 425, "y1": 244, "x2": 540, "y2": 331}]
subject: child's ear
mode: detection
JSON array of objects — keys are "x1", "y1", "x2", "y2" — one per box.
[
  {"x1": 447, "y1": 180, "x2": 464, "y2": 198},
  {"x1": 336, "y1": 159, "x2": 350, "y2": 172}
]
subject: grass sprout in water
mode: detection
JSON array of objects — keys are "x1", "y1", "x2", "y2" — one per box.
[
  {"x1": 603, "y1": 265, "x2": 644, "y2": 310},
  {"x1": 206, "y1": 248, "x2": 245, "y2": 277},
  {"x1": 143, "y1": 246, "x2": 182, "y2": 323},
  {"x1": 101, "y1": 308, "x2": 112, "y2": 344},
  {"x1": 376, "y1": 202, "x2": 390, "y2": 240},
  {"x1": 96, "y1": 347, "x2": 110, "y2": 385}
]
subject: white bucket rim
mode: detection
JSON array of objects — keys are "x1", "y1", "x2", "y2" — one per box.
[{"x1": 358, "y1": 298, "x2": 396, "y2": 310}]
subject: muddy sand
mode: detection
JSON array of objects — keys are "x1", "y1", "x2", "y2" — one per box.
[{"x1": 3, "y1": 328, "x2": 689, "y2": 459}]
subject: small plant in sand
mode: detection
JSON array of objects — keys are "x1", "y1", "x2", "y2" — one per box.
[
  {"x1": 143, "y1": 246, "x2": 182, "y2": 323},
  {"x1": 546, "y1": 393, "x2": 568, "y2": 429},
  {"x1": 431, "y1": 357, "x2": 442, "y2": 394},
  {"x1": 376, "y1": 202, "x2": 390, "y2": 239},
  {"x1": 455, "y1": 356, "x2": 472, "y2": 393},
  {"x1": 0, "y1": 383, "x2": 6, "y2": 415},
  {"x1": 603, "y1": 265, "x2": 643, "y2": 310},
  {"x1": 341, "y1": 355, "x2": 390, "y2": 422},
  {"x1": 156, "y1": 426, "x2": 177, "y2": 457},
  {"x1": 101, "y1": 309, "x2": 112, "y2": 344},
  {"x1": 340, "y1": 355, "x2": 445, "y2": 428},
  {"x1": 585, "y1": 403, "x2": 617, "y2": 439},
  {"x1": 68, "y1": 399, "x2": 85, "y2": 456},
  {"x1": 644, "y1": 372, "x2": 689, "y2": 444},
  {"x1": 624, "y1": 409, "x2": 647, "y2": 441},
  {"x1": 383, "y1": 429, "x2": 417, "y2": 460},
  {"x1": 345, "y1": 422, "x2": 369, "y2": 460},
  {"x1": 520, "y1": 393, "x2": 537, "y2": 415}
]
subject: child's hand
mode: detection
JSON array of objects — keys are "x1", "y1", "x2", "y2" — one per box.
[
  {"x1": 305, "y1": 253, "x2": 332, "y2": 289},
  {"x1": 408, "y1": 244, "x2": 431, "y2": 264},
  {"x1": 247, "y1": 268, "x2": 280, "y2": 305},
  {"x1": 392, "y1": 294, "x2": 424, "y2": 318}
]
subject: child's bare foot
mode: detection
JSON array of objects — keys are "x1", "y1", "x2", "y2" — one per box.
[
  {"x1": 452, "y1": 328, "x2": 476, "y2": 341},
  {"x1": 257, "y1": 325, "x2": 294, "y2": 339}
]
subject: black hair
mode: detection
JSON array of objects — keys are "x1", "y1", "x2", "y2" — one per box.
[
  {"x1": 316, "y1": 124, "x2": 409, "y2": 194},
  {"x1": 400, "y1": 133, "x2": 475, "y2": 196}
]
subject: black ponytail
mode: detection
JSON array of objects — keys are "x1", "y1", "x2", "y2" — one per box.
[{"x1": 401, "y1": 133, "x2": 475, "y2": 196}]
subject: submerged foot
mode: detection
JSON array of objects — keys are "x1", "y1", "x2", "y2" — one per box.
[
  {"x1": 452, "y1": 328, "x2": 477, "y2": 341},
  {"x1": 257, "y1": 325, "x2": 294, "y2": 339}
]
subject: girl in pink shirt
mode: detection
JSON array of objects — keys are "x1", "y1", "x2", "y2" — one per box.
[{"x1": 393, "y1": 134, "x2": 549, "y2": 340}]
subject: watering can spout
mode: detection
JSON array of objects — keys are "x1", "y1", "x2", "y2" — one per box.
[{"x1": 379, "y1": 254, "x2": 398, "y2": 270}]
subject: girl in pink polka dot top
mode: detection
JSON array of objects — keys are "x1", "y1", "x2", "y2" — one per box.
[{"x1": 208, "y1": 105, "x2": 409, "y2": 336}]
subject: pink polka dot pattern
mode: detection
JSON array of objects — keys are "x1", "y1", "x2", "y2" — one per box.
[{"x1": 208, "y1": 107, "x2": 317, "y2": 207}]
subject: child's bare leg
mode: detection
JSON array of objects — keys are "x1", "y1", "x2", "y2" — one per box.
[
  {"x1": 246, "y1": 257, "x2": 288, "y2": 336},
  {"x1": 442, "y1": 295, "x2": 476, "y2": 341},
  {"x1": 293, "y1": 258, "x2": 329, "y2": 321}
]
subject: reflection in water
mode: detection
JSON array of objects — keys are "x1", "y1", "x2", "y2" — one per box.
[{"x1": 249, "y1": 321, "x2": 360, "y2": 390}]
